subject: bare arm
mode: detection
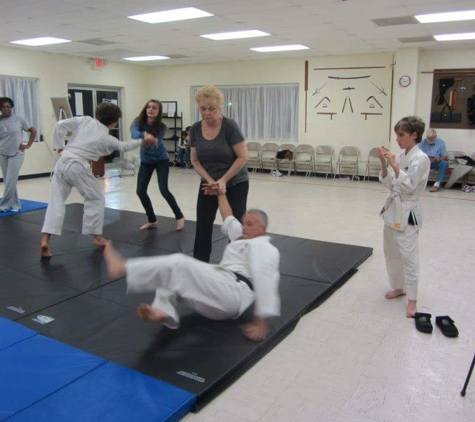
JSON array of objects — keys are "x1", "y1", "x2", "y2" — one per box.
[
  {"x1": 215, "y1": 141, "x2": 249, "y2": 193},
  {"x1": 377, "y1": 146, "x2": 390, "y2": 179},
  {"x1": 217, "y1": 192, "x2": 233, "y2": 221},
  {"x1": 19, "y1": 126, "x2": 37, "y2": 150}
]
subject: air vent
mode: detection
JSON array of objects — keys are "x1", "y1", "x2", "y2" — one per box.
[
  {"x1": 87, "y1": 49, "x2": 139, "y2": 57},
  {"x1": 398, "y1": 36, "x2": 435, "y2": 43},
  {"x1": 78, "y1": 38, "x2": 118, "y2": 46},
  {"x1": 372, "y1": 16, "x2": 418, "y2": 27}
]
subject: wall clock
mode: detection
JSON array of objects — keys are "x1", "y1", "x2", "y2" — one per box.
[{"x1": 399, "y1": 75, "x2": 411, "y2": 88}]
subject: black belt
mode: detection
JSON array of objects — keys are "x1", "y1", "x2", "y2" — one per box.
[{"x1": 233, "y1": 272, "x2": 253, "y2": 291}]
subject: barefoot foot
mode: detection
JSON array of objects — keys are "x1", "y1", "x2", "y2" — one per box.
[
  {"x1": 385, "y1": 289, "x2": 406, "y2": 299},
  {"x1": 40, "y1": 244, "x2": 52, "y2": 260},
  {"x1": 93, "y1": 235, "x2": 108, "y2": 247},
  {"x1": 140, "y1": 221, "x2": 158, "y2": 230},
  {"x1": 406, "y1": 300, "x2": 417, "y2": 318},
  {"x1": 137, "y1": 304, "x2": 170, "y2": 323},
  {"x1": 103, "y1": 241, "x2": 127, "y2": 280},
  {"x1": 176, "y1": 217, "x2": 185, "y2": 231}
]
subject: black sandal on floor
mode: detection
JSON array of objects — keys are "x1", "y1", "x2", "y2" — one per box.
[
  {"x1": 436, "y1": 315, "x2": 459, "y2": 338},
  {"x1": 414, "y1": 312, "x2": 433, "y2": 334}
]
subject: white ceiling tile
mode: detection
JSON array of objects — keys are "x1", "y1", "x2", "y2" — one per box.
[{"x1": 1, "y1": 0, "x2": 474, "y2": 64}]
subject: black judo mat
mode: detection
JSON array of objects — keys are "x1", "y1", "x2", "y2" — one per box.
[{"x1": 0, "y1": 204, "x2": 372, "y2": 410}]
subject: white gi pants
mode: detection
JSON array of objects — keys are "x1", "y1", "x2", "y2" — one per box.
[
  {"x1": 42, "y1": 157, "x2": 104, "y2": 236},
  {"x1": 383, "y1": 224, "x2": 419, "y2": 300},
  {"x1": 126, "y1": 254, "x2": 255, "y2": 329},
  {"x1": 0, "y1": 151, "x2": 24, "y2": 211}
]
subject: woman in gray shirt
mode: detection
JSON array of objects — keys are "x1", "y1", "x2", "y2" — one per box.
[
  {"x1": 0, "y1": 97, "x2": 37, "y2": 212},
  {"x1": 190, "y1": 86, "x2": 249, "y2": 262}
]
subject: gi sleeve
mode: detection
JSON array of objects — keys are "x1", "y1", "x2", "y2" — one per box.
[
  {"x1": 53, "y1": 117, "x2": 82, "y2": 149},
  {"x1": 249, "y1": 240, "x2": 281, "y2": 319},
  {"x1": 103, "y1": 135, "x2": 141, "y2": 155},
  {"x1": 221, "y1": 216, "x2": 243, "y2": 241},
  {"x1": 392, "y1": 154, "x2": 430, "y2": 194}
]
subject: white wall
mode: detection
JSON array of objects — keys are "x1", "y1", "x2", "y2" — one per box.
[
  {"x1": 0, "y1": 46, "x2": 151, "y2": 176},
  {"x1": 148, "y1": 53, "x2": 393, "y2": 174},
  {"x1": 417, "y1": 48, "x2": 475, "y2": 155},
  {"x1": 2, "y1": 45, "x2": 475, "y2": 177}
]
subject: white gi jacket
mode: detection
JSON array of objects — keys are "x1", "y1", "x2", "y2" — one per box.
[
  {"x1": 219, "y1": 216, "x2": 281, "y2": 319},
  {"x1": 54, "y1": 116, "x2": 141, "y2": 161},
  {"x1": 379, "y1": 146, "x2": 430, "y2": 231}
]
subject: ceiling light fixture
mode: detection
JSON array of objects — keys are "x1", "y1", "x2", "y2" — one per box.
[
  {"x1": 250, "y1": 44, "x2": 309, "y2": 52},
  {"x1": 11, "y1": 37, "x2": 71, "y2": 46},
  {"x1": 415, "y1": 10, "x2": 475, "y2": 23},
  {"x1": 201, "y1": 30, "x2": 270, "y2": 40},
  {"x1": 123, "y1": 55, "x2": 170, "y2": 61},
  {"x1": 434, "y1": 32, "x2": 475, "y2": 41},
  {"x1": 128, "y1": 7, "x2": 213, "y2": 24}
]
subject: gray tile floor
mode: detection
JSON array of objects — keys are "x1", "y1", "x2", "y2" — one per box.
[{"x1": 13, "y1": 167, "x2": 475, "y2": 421}]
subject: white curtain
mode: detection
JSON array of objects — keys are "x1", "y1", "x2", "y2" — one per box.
[
  {"x1": 0, "y1": 77, "x2": 40, "y2": 140},
  {"x1": 191, "y1": 84, "x2": 299, "y2": 142}
]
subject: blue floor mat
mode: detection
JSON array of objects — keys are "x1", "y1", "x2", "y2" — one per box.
[
  {"x1": 0, "y1": 334, "x2": 106, "y2": 421},
  {"x1": 8, "y1": 362, "x2": 196, "y2": 422},
  {"x1": 0, "y1": 199, "x2": 47, "y2": 217}
]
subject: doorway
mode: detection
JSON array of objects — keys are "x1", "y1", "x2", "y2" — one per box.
[{"x1": 68, "y1": 86, "x2": 122, "y2": 163}]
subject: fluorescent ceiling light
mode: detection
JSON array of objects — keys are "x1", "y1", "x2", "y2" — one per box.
[
  {"x1": 434, "y1": 32, "x2": 475, "y2": 41},
  {"x1": 201, "y1": 30, "x2": 270, "y2": 40},
  {"x1": 11, "y1": 37, "x2": 71, "y2": 46},
  {"x1": 251, "y1": 44, "x2": 309, "y2": 52},
  {"x1": 416, "y1": 10, "x2": 475, "y2": 23},
  {"x1": 128, "y1": 7, "x2": 213, "y2": 23},
  {"x1": 123, "y1": 55, "x2": 170, "y2": 61}
]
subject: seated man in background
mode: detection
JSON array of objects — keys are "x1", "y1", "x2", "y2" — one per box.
[
  {"x1": 418, "y1": 128, "x2": 449, "y2": 192},
  {"x1": 103, "y1": 184, "x2": 281, "y2": 342}
]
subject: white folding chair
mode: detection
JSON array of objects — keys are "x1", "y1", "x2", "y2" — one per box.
[
  {"x1": 363, "y1": 147, "x2": 383, "y2": 181},
  {"x1": 335, "y1": 146, "x2": 359, "y2": 180},
  {"x1": 292, "y1": 145, "x2": 315, "y2": 177},
  {"x1": 260, "y1": 143, "x2": 279, "y2": 172},
  {"x1": 246, "y1": 142, "x2": 262, "y2": 173},
  {"x1": 314, "y1": 145, "x2": 334, "y2": 178},
  {"x1": 275, "y1": 143, "x2": 296, "y2": 175}
]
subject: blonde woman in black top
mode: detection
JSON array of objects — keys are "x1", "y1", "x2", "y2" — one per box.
[{"x1": 190, "y1": 86, "x2": 249, "y2": 262}]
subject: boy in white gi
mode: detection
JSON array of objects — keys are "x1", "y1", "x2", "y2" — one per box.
[
  {"x1": 377, "y1": 116, "x2": 430, "y2": 317},
  {"x1": 41, "y1": 103, "x2": 157, "y2": 259},
  {"x1": 104, "y1": 188, "x2": 280, "y2": 341}
]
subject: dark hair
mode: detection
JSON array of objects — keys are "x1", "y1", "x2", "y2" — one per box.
[
  {"x1": 185, "y1": 126, "x2": 191, "y2": 131},
  {"x1": 181, "y1": 130, "x2": 187, "y2": 138},
  {"x1": 133, "y1": 99, "x2": 165, "y2": 137},
  {"x1": 0, "y1": 97, "x2": 14, "y2": 108},
  {"x1": 95, "y1": 103, "x2": 121, "y2": 126},
  {"x1": 394, "y1": 116, "x2": 425, "y2": 143}
]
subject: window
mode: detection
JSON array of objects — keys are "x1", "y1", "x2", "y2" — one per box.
[
  {"x1": 0, "y1": 76, "x2": 40, "y2": 139},
  {"x1": 191, "y1": 84, "x2": 299, "y2": 141}
]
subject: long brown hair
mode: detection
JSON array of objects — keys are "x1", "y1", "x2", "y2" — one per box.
[{"x1": 132, "y1": 99, "x2": 165, "y2": 137}]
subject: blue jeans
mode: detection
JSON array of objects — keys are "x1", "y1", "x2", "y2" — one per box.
[
  {"x1": 177, "y1": 148, "x2": 191, "y2": 166},
  {"x1": 431, "y1": 160, "x2": 449, "y2": 182},
  {"x1": 136, "y1": 160, "x2": 183, "y2": 223}
]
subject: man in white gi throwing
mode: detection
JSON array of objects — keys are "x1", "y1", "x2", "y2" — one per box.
[
  {"x1": 41, "y1": 103, "x2": 157, "y2": 259},
  {"x1": 104, "y1": 186, "x2": 280, "y2": 341}
]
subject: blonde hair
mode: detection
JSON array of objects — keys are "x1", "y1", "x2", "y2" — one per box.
[{"x1": 195, "y1": 86, "x2": 224, "y2": 108}]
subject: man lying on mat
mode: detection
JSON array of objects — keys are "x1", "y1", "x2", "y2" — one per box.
[{"x1": 104, "y1": 186, "x2": 280, "y2": 341}]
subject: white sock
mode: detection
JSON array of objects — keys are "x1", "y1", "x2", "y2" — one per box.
[{"x1": 434, "y1": 182, "x2": 441, "y2": 187}]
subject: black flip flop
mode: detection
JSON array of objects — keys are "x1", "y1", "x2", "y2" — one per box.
[
  {"x1": 436, "y1": 315, "x2": 459, "y2": 338},
  {"x1": 414, "y1": 312, "x2": 433, "y2": 334}
]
